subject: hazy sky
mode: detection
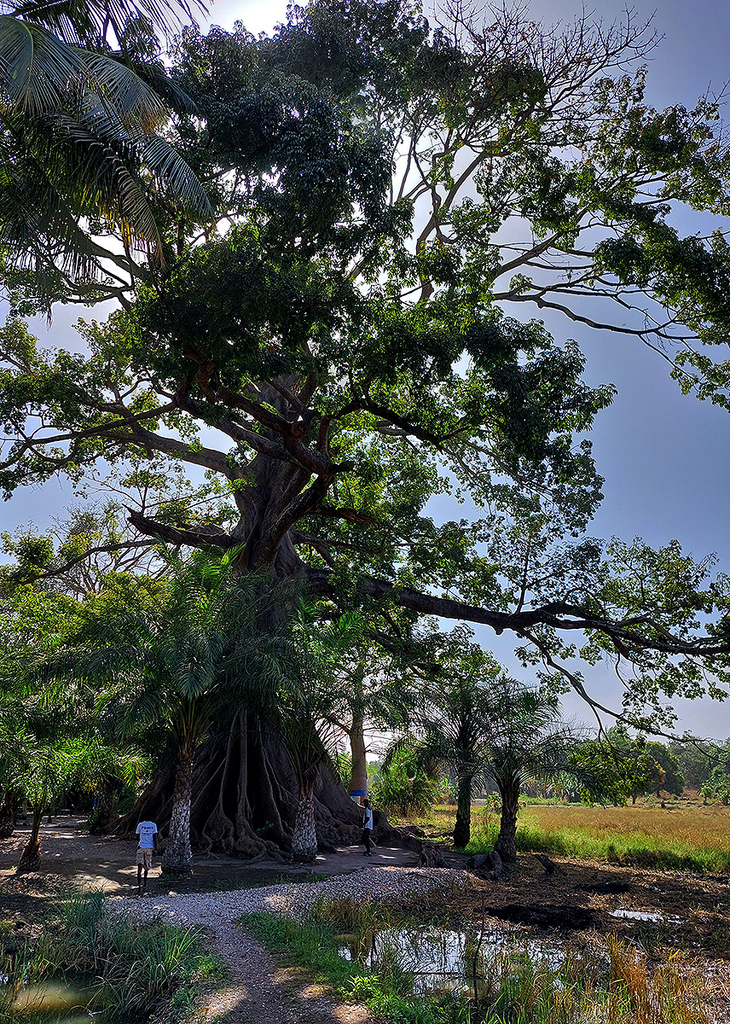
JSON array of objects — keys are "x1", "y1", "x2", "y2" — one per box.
[{"x1": 5, "y1": 0, "x2": 730, "y2": 737}]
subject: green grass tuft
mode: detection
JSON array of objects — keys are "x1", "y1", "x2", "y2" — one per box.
[
  {"x1": 465, "y1": 817, "x2": 730, "y2": 872},
  {"x1": 0, "y1": 888, "x2": 223, "y2": 1024}
]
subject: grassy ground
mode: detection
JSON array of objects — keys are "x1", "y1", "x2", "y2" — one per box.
[
  {"x1": 0, "y1": 888, "x2": 223, "y2": 1024},
  {"x1": 394, "y1": 800, "x2": 730, "y2": 873}
]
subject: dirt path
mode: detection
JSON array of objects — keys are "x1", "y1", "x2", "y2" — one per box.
[
  {"x1": 3, "y1": 816, "x2": 730, "y2": 1023},
  {"x1": 0, "y1": 814, "x2": 425, "y2": 894},
  {"x1": 0, "y1": 817, "x2": 429, "y2": 1024},
  {"x1": 173, "y1": 916, "x2": 372, "y2": 1024}
]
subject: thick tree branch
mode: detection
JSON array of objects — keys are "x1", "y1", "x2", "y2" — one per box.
[
  {"x1": 127, "y1": 511, "x2": 235, "y2": 549},
  {"x1": 304, "y1": 568, "x2": 730, "y2": 659}
]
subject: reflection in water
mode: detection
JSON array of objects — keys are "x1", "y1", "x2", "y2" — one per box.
[
  {"x1": 338, "y1": 927, "x2": 565, "y2": 997},
  {"x1": 6, "y1": 979, "x2": 104, "y2": 1023}
]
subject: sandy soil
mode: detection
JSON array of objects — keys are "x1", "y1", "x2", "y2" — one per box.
[{"x1": 2, "y1": 816, "x2": 729, "y2": 1023}]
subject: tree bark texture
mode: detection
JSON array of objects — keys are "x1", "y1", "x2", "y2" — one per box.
[
  {"x1": 291, "y1": 783, "x2": 317, "y2": 862},
  {"x1": 347, "y1": 716, "x2": 368, "y2": 797},
  {"x1": 17, "y1": 807, "x2": 43, "y2": 873},
  {"x1": 0, "y1": 790, "x2": 13, "y2": 839},
  {"x1": 494, "y1": 777, "x2": 521, "y2": 863},
  {"x1": 161, "y1": 738, "x2": 196, "y2": 875},
  {"x1": 123, "y1": 713, "x2": 362, "y2": 859},
  {"x1": 453, "y1": 774, "x2": 473, "y2": 848}
]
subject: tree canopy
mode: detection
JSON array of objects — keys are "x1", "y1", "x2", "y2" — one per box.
[{"x1": 3, "y1": 0, "x2": 730, "y2": 733}]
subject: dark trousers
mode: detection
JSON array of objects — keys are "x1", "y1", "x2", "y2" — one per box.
[{"x1": 362, "y1": 828, "x2": 372, "y2": 852}]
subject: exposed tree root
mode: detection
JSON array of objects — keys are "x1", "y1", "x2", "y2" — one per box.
[{"x1": 120, "y1": 713, "x2": 363, "y2": 859}]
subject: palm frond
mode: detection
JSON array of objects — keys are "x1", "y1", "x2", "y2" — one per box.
[
  {"x1": 78, "y1": 49, "x2": 167, "y2": 128},
  {"x1": 0, "y1": 17, "x2": 82, "y2": 112},
  {"x1": 2, "y1": 0, "x2": 208, "y2": 45}
]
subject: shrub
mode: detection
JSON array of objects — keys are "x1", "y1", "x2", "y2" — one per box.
[{"x1": 371, "y1": 747, "x2": 438, "y2": 817}]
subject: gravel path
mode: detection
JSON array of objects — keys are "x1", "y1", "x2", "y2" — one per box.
[{"x1": 123, "y1": 867, "x2": 469, "y2": 1024}]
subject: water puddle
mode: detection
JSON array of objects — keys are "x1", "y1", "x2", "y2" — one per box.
[
  {"x1": 337, "y1": 927, "x2": 566, "y2": 997},
  {"x1": 4, "y1": 979, "x2": 105, "y2": 1022},
  {"x1": 609, "y1": 909, "x2": 682, "y2": 924}
]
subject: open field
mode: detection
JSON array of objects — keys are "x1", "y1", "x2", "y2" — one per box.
[
  {"x1": 400, "y1": 801, "x2": 730, "y2": 873},
  {"x1": 524, "y1": 803, "x2": 730, "y2": 848}
]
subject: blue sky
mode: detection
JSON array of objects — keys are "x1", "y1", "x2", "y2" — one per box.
[{"x1": 4, "y1": 0, "x2": 730, "y2": 738}]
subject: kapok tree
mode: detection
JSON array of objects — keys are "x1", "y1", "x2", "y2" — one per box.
[
  {"x1": 46, "y1": 548, "x2": 297, "y2": 874},
  {"x1": 3, "y1": 2, "x2": 730, "y2": 852}
]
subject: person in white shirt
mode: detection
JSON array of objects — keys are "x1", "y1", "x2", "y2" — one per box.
[
  {"x1": 135, "y1": 820, "x2": 158, "y2": 895},
  {"x1": 361, "y1": 799, "x2": 374, "y2": 857}
]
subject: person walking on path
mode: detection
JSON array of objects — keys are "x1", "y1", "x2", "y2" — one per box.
[
  {"x1": 361, "y1": 799, "x2": 374, "y2": 857},
  {"x1": 135, "y1": 819, "x2": 158, "y2": 895}
]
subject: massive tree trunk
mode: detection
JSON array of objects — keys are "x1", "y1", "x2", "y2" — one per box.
[
  {"x1": 122, "y1": 713, "x2": 363, "y2": 859},
  {"x1": 453, "y1": 773, "x2": 473, "y2": 848},
  {"x1": 493, "y1": 776, "x2": 521, "y2": 863},
  {"x1": 123, "y1": 385, "x2": 371, "y2": 856}
]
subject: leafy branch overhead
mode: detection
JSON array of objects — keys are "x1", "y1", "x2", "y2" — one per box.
[{"x1": 2, "y1": 0, "x2": 730, "y2": 726}]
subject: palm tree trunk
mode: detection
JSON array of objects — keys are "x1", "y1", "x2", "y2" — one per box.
[
  {"x1": 453, "y1": 773, "x2": 473, "y2": 848},
  {"x1": 347, "y1": 715, "x2": 368, "y2": 797},
  {"x1": 0, "y1": 790, "x2": 14, "y2": 839},
  {"x1": 493, "y1": 777, "x2": 520, "y2": 863},
  {"x1": 292, "y1": 782, "x2": 317, "y2": 863},
  {"x1": 162, "y1": 739, "x2": 196, "y2": 876},
  {"x1": 98, "y1": 784, "x2": 118, "y2": 831},
  {"x1": 17, "y1": 806, "x2": 43, "y2": 873}
]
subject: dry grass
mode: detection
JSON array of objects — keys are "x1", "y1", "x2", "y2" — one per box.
[
  {"x1": 526, "y1": 803, "x2": 730, "y2": 850},
  {"x1": 400, "y1": 801, "x2": 730, "y2": 872}
]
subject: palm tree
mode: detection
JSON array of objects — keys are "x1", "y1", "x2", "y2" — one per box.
[
  {"x1": 263, "y1": 616, "x2": 362, "y2": 863},
  {"x1": 49, "y1": 548, "x2": 295, "y2": 875},
  {"x1": 14, "y1": 736, "x2": 110, "y2": 871},
  {"x1": 400, "y1": 634, "x2": 591, "y2": 855},
  {"x1": 477, "y1": 679, "x2": 585, "y2": 862},
  {"x1": 302, "y1": 618, "x2": 416, "y2": 801},
  {"x1": 0, "y1": 0, "x2": 209, "y2": 299},
  {"x1": 398, "y1": 643, "x2": 506, "y2": 848}
]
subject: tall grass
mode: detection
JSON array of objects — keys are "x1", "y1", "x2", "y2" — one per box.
[
  {"x1": 0, "y1": 888, "x2": 222, "y2": 1023},
  {"x1": 430, "y1": 804, "x2": 730, "y2": 872},
  {"x1": 241, "y1": 904, "x2": 712, "y2": 1024}
]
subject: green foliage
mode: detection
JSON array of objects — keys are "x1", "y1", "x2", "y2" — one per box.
[
  {"x1": 0, "y1": 0, "x2": 209, "y2": 304},
  {"x1": 700, "y1": 765, "x2": 730, "y2": 804},
  {"x1": 2, "y1": 0, "x2": 730, "y2": 751},
  {"x1": 372, "y1": 743, "x2": 439, "y2": 817},
  {"x1": 602, "y1": 727, "x2": 685, "y2": 800},
  {"x1": 669, "y1": 739, "x2": 722, "y2": 789},
  {"x1": 0, "y1": 888, "x2": 222, "y2": 1023},
  {"x1": 567, "y1": 738, "x2": 654, "y2": 806},
  {"x1": 57, "y1": 547, "x2": 297, "y2": 756}
]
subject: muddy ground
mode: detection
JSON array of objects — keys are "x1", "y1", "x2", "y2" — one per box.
[{"x1": 1, "y1": 815, "x2": 729, "y2": 1022}]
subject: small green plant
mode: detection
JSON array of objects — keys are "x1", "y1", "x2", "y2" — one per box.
[
  {"x1": 308, "y1": 895, "x2": 393, "y2": 935},
  {"x1": 371, "y1": 746, "x2": 439, "y2": 817},
  {"x1": 0, "y1": 888, "x2": 223, "y2": 1024}
]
